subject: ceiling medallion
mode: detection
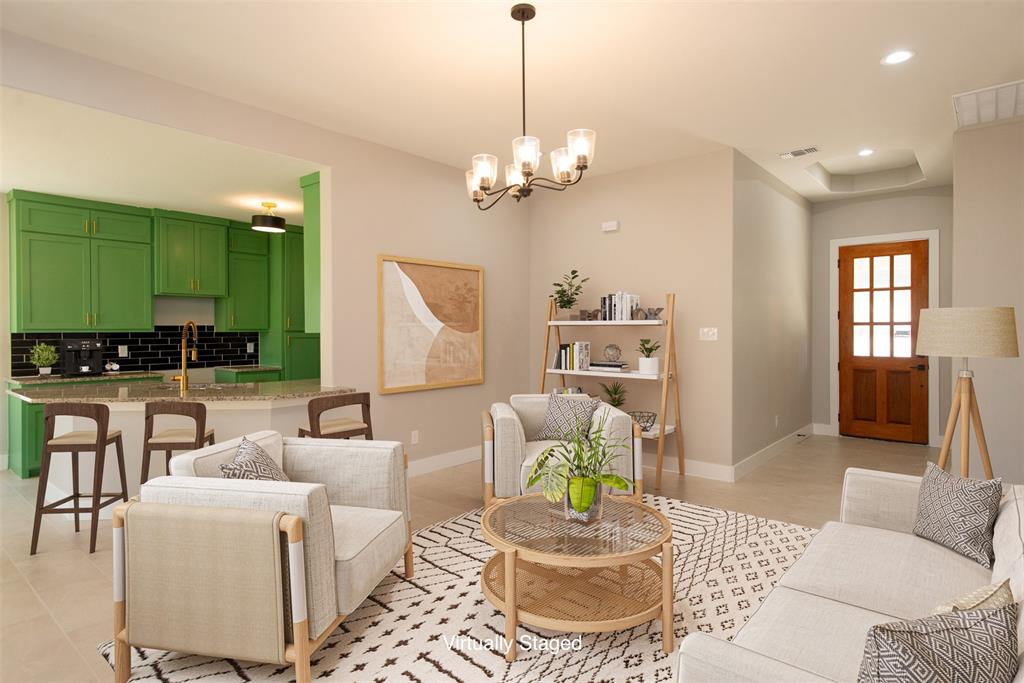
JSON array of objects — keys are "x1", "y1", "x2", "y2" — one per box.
[{"x1": 466, "y1": 4, "x2": 595, "y2": 211}]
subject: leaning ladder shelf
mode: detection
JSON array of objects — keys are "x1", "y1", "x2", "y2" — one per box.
[{"x1": 538, "y1": 293, "x2": 685, "y2": 488}]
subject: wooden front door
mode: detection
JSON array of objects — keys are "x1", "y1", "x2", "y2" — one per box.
[{"x1": 839, "y1": 240, "x2": 928, "y2": 443}]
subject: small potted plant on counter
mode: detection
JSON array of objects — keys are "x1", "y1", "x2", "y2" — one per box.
[
  {"x1": 527, "y1": 416, "x2": 631, "y2": 523},
  {"x1": 29, "y1": 342, "x2": 59, "y2": 376},
  {"x1": 552, "y1": 269, "x2": 589, "y2": 320},
  {"x1": 637, "y1": 338, "x2": 661, "y2": 375}
]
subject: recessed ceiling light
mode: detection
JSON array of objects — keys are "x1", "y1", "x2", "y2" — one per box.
[
  {"x1": 881, "y1": 50, "x2": 914, "y2": 65},
  {"x1": 858, "y1": 148, "x2": 875, "y2": 157}
]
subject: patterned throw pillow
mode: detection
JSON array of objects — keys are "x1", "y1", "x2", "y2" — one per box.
[
  {"x1": 536, "y1": 394, "x2": 600, "y2": 441},
  {"x1": 913, "y1": 462, "x2": 1003, "y2": 568},
  {"x1": 858, "y1": 604, "x2": 1019, "y2": 683},
  {"x1": 220, "y1": 437, "x2": 289, "y2": 481},
  {"x1": 933, "y1": 579, "x2": 1014, "y2": 615}
]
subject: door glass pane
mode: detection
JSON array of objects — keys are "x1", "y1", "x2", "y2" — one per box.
[
  {"x1": 873, "y1": 290, "x2": 890, "y2": 322},
  {"x1": 853, "y1": 257, "x2": 870, "y2": 289},
  {"x1": 873, "y1": 256, "x2": 890, "y2": 288},
  {"x1": 853, "y1": 291, "x2": 870, "y2": 322},
  {"x1": 893, "y1": 325, "x2": 912, "y2": 357},
  {"x1": 893, "y1": 289, "x2": 911, "y2": 322},
  {"x1": 893, "y1": 254, "x2": 911, "y2": 287},
  {"x1": 873, "y1": 325, "x2": 891, "y2": 356},
  {"x1": 854, "y1": 325, "x2": 870, "y2": 356}
]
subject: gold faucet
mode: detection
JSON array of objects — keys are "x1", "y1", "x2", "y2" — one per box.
[{"x1": 171, "y1": 320, "x2": 199, "y2": 396}]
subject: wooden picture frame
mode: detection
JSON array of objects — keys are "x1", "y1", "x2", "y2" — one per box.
[{"x1": 377, "y1": 255, "x2": 484, "y2": 394}]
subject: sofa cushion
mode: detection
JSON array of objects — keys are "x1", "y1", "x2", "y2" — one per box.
[
  {"x1": 220, "y1": 437, "x2": 290, "y2": 482},
  {"x1": 330, "y1": 505, "x2": 407, "y2": 615},
  {"x1": 934, "y1": 579, "x2": 1015, "y2": 615},
  {"x1": 536, "y1": 394, "x2": 599, "y2": 441},
  {"x1": 780, "y1": 522, "x2": 990, "y2": 620},
  {"x1": 170, "y1": 430, "x2": 283, "y2": 478},
  {"x1": 733, "y1": 585, "x2": 894, "y2": 682},
  {"x1": 858, "y1": 604, "x2": 1019, "y2": 683},
  {"x1": 913, "y1": 462, "x2": 1003, "y2": 568},
  {"x1": 520, "y1": 440, "x2": 563, "y2": 494}
]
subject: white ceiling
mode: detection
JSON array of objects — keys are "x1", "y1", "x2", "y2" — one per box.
[
  {"x1": 0, "y1": 88, "x2": 315, "y2": 222},
  {"x1": 1, "y1": 1, "x2": 1022, "y2": 202}
]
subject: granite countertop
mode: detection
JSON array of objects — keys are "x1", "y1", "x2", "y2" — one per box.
[
  {"x1": 6, "y1": 371, "x2": 164, "y2": 385},
  {"x1": 213, "y1": 365, "x2": 283, "y2": 373},
  {"x1": 7, "y1": 379, "x2": 354, "y2": 404}
]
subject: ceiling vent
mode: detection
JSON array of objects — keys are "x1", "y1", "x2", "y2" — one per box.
[
  {"x1": 778, "y1": 146, "x2": 819, "y2": 160},
  {"x1": 953, "y1": 80, "x2": 1024, "y2": 129}
]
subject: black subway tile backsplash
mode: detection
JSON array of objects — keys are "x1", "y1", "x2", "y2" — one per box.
[{"x1": 10, "y1": 325, "x2": 258, "y2": 377}]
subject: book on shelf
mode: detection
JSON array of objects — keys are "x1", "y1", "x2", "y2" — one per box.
[
  {"x1": 601, "y1": 291, "x2": 641, "y2": 321},
  {"x1": 553, "y1": 341, "x2": 591, "y2": 371}
]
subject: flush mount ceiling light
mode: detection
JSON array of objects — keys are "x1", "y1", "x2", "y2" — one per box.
[
  {"x1": 251, "y1": 201, "x2": 286, "y2": 233},
  {"x1": 881, "y1": 50, "x2": 914, "y2": 65},
  {"x1": 858, "y1": 148, "x2": 875, "y2": 157},
  {"x1": 466, "y1": 4, "x2": 595, "y2": 211}
]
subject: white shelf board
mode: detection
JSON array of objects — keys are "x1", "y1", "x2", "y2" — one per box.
[
  {"x1": 546, "y1": 368, "x2": 663, "y2": 381},
  {"x1": 640, "y1": 424, "x2": 675, "y2": 439},
  {"x1": 548, "y1": 319, "x2": 666, "y2": 326}
]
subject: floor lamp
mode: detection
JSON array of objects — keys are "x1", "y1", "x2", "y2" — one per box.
[{"x1": 916, "y1": 307, "x2": 1019, "y2": 479}]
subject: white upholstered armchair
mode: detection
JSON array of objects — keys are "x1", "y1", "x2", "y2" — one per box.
[
  {"x1": 481, "y1": 394, "x2": 643, "y2": 505},
  {"x1": 111, "y1": 431, "x2": 412, "y2": 683}
]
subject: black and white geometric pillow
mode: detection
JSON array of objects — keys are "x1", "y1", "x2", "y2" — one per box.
[
  {"x1": 858, "y1": 604, "x2": 1019, "y2": 683},
  {"x1": 220, "y1": 437, "x2": 290, "y2": 481},
  {"x1": 933, "y1": 579, "x2": 1015, "y2": 615},
  {"x1": 913, "y1": 462, "x2": 1003, "y2": 568},
  {"x1": 536, "y1": 394, "x2": 600, "y2": 441}
]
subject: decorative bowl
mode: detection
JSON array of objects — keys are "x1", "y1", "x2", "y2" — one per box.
[{"x1": 627, "y1": 411, "x2": 657, "y2": 432}]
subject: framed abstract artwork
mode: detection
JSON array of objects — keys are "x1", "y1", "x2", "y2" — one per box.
[{"x1": 377, "y1": 255, "x2": 484, "y2": 394}]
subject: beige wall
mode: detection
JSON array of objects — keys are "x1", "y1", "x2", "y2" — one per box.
[
  {"x1": 732, "y1": 151, "x2": 811, "y2": 463},
  {"x1": 1, "y1": 32, "x2": 531, "y2": 464},
  {"x1": 527, "y1": 150, "x2": 737, "y2": 468},
  {"x1": 952, "y1": 120, "x2": 1024, "y2": 483},
  {"x1": 809, "y1": 187, "x2": 954, "y2": 430}
]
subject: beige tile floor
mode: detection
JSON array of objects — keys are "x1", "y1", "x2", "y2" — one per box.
[{"x1": 0, "y1": 434, "x2": 935, "y2": 682}]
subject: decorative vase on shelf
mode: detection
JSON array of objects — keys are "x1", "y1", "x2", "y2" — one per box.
[
  {"x1": 564, "y1": 477, "x2": 603, "y2": 523},
  {"x1": 638, "y1": 356, "x2": 660, "y2": 375}
]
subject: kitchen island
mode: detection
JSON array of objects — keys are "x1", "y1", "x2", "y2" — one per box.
[{"x1": 7, "y1": 378, "x2": 355, "y2": 505}]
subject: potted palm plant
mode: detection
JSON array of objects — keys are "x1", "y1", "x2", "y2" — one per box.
[
  {"x1": 526, "y1": 416, "x2": 631, "y2": 523},
  {"x1": 637, "y1": 338, "x2": 661, "y2": 375},
  {"x1": 29, "y1": 342, "x2": 59, "y2": 376}
]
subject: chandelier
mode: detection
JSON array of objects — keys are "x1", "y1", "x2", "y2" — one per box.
[{"x1": 466, "y1": 3, "x2": 596, "y2": 211}]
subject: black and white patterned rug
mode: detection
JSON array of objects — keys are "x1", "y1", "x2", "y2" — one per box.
[{"x1": 100, "y1": 495, "x2": 815, "y2": 682}]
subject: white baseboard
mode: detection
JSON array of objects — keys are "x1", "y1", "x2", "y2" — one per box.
[
  {"x1": 813, "y1": 422, "x2": 839, "y2": 436},
  {"x1": 408, "y1": 445, "x2": 479, "y2": 478},
  {"x1": 733, "y1": 423, "x2": 813, "y2": 481},
  {"x1": 641, "y1": 451, "x2": 734, "y2": 482},
  {"x1": 0, "y1": 451, "x2": 7, "y2": 470}
]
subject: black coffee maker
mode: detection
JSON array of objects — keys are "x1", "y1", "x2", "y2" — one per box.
[{"x1": 61, "y1": 340, "x2": 105, "y2": 376}]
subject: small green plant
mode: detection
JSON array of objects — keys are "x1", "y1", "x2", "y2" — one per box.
[
  {"x1": 527, "y1": 416, "x2": 632, "y2": 511},
  {"x1": 552, "y1": 269, "x2": 589, "y2": 310},
  {"x1": 599, "y1": 381, "x2": 627, "y2": 408},
  {"x1": 637, "y1": 338, "x2": 661, "y2": 358},
  {"x1": 29, "y1": 343, "x2": 59, "y2": 368}
]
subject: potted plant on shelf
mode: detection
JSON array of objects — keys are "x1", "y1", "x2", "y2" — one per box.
[
  {"x1": 552, "y1": 269, "x2": 589, "y2": 320},
  {"x1": 599, "y1": 381, "x2": 627, "y2": 408},
  {"x1": 637, "y1": 338, "x2": 661, "y2": 375},
  {"x1": 29, "y1": 342, "x2": 59, "y2": 376},
  {"x1": 526, "y1": 416, "x2": 631, "y2": 523}
]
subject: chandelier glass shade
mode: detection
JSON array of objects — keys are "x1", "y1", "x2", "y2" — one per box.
[{"x1": 467, "y1": 4, "x2": 595, "y2": 210}]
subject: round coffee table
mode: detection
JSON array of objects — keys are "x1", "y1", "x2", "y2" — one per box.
[{"x1": 480, "y1": 493, "x2": 674, "y2": 661}]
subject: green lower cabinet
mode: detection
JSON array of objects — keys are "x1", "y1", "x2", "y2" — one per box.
[
  {"x1": 214, "y1": 369, "x2": 281, "y2": 383},
  {"x1": 214, "y1": 252, "x2": 269, "y2": 331},
  {"x1": 91, "y1": 239, "x2": 153, "y2": 331},
  {"x1": 15, "y1": 232, "x2": 92, "y2": 331},
  {"x1": 284, "y1": 334, "x2": 320, "y2": 380}
]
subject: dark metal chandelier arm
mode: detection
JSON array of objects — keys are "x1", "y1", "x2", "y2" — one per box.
[
  {"x1": 526, "y1": 177, "x2": 570, "y2": 192},
  {"x1": 476, "y1": 185, "x2": 517, "y2": 211}
]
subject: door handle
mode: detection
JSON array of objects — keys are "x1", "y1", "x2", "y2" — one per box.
[{"x1": 912, "y1": 364, "x2": 927, "y2": 370}]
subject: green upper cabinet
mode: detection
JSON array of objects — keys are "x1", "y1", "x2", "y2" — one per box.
[
  {"x1": 90, "y1": 209, "x2": 151, "y2": 243},
  {"x1": 15, "y1": 232, "x2": 92, "y2": 331},
  {"x1": 153, "y1": 211, "x2": 228, "y2": 297},
  {"x1": 91, "y1": 240, "x2": 153, "y2": 331},
  {"x1": 227, "y1": 223, "x2": 269, "y2": 255},
  {"x1": 215, "y1": 251, "x2": 269, "y2": 331},
  {"x1": 17, "y1": 200, "x2": 91, "y2": 237},
  {"x1": 283, "y1": 231, "x2": 305, "y2": 331}
]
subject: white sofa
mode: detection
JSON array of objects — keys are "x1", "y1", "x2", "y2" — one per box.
[{"x1": 678, "y1": 468, "x2": 1024, "y2": 682}]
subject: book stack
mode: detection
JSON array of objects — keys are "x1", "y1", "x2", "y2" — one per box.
[
  {"x1": 599, "y1": 292, "x2": 641, "y2": 321},
  {"x1": 554, "y1": 341, "x2": 591, "y2": 371},
  {"x1": 589, "y1": 360, "x2": 629, "y2": 372}
]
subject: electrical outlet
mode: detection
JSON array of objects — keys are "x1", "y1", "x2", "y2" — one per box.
[
  {"x1": 246, "y1": 342, "x2": 255, "y2": 353},
  {"x1": 117, "y1": 345, "x2": 129, "y2": 358},
  {"x1": 411, "y1": 430, "x2": 420, "y2": 445},
  {"x1": 601, "y1": 220, "x2": 620, "y2": 233},
  {"x1": 699, "y1": 327, "x2": 719, "y2": 341}
]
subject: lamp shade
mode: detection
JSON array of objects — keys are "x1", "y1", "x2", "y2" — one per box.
[{"x1": 916, "y1": 307, "x2": 1019, "y2": 358}]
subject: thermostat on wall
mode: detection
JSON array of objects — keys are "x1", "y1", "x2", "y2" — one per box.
[{"x1": 601, "y1": 220, "x2": 620, "y2": 233}]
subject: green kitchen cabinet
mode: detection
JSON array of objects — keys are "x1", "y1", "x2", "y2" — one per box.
[
  {"x1": 91, "y1": 240, "x2": 153, "y2": 331},
  {"x1": 153, "y1": 212, "x2": 228, "y2": 297},
  {"x1": 283, "y1": 231, "x2": 305, "y2": 331},
  {"x1": 214, "y1": 252, "x2": 269, "y2": 330},
  {"x1": 16, "y1": 200, "x2": 91, "y2": 237},
  {"x1": 90, "y1": 209, "x2": 151, "y2": 243},
  {"x1": 14, "y1": 232, "x2": 93, "y2": 331},
  {"x1": 284, "y1": 333, "x2": 320, "y2": 380},
  {"x1": 213, "y1": 368, "x2": 281, "y2": 383},
  {"x1": 300, "y1": 172, "x2": 321, "y2": 333},
  {"x1": 227, "y1": 224, "x2": 269, "y2": 255}
]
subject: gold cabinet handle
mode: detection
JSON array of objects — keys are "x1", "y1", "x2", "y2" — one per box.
[
  {"x1": 83, "y1": 219, "x2": 88, "y2": 234},
  {"x1": 92, "y1": 218, "x2": 97, "y2": 235},
  {"x1": 92, "y1": 312, "x2": 97, "y2": 325},
  {"x1": 196, "y1": 278, "x2": 199, "y2": 291},
  {"x1": 85, "y1": 309, "x2": 89, "y2": 325},
  {"x1": 231, "y1": 314, "x2": 236, "y2": 326},
  {"x1": 287, "y1": 316, "x2": 291, "y2": 329}
]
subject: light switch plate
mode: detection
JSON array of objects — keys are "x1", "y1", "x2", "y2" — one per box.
[
  {"x1": 601, "y1": 220, "x2": 620, "y2": 232},
  {"x1": 699, "y1": 327, "x2": 719, "y2": 341},
  {"x1": 246, "y1": 342, "x2": 255, "y2": 353},
  {"x1": 117, "y1": 345, "x2": 129, "y2": 358}
]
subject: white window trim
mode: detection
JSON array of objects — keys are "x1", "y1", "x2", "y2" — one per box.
[{"x1": 828, "y1": 230, "x2": 940, "y2": 446}]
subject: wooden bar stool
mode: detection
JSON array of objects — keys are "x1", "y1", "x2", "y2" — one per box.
[
  {"x1": 140, "y1": 401, "x2": 215, "y2": 484},
  {"x1": 297, "y1": 393, "x2": 373, "y2": 439},
  {"x1": 31, "y1": 402, "x2": 128, "y2": 555}
]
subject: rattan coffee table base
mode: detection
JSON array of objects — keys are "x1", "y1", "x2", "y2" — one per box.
[{"x1": 481, "y1": 554, "x2": 664, "y2": 634}]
